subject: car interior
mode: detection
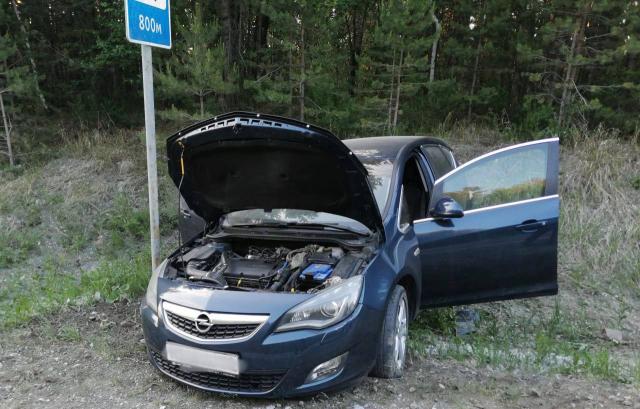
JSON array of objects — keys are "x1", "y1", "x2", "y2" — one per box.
[{"x1": 399, "y1": 156, "x2": 428, "y2": 228}]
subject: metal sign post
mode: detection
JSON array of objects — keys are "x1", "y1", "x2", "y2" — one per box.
[
  {"x1": 125, "y1": 0, "x2": 172, "y2": 270},
  {"x1": 141, "y1": 45, "x2": 161, "y2": 270}
]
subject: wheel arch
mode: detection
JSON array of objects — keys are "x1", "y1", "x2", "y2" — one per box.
[{"x1": 396, "y1": 273, "x2": 420, "y2": 320}]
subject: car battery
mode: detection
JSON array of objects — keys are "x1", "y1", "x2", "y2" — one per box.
[{"x1": 299, "y1": 263, "x2": 334, "y2": 283}]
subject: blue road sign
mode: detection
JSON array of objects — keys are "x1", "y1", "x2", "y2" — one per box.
[{"x1": 125, "y1": 0, "x2": 172, "y2": 49}]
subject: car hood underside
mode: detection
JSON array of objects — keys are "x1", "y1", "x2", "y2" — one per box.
[{"x1": 166, "y1": 112, "x2": 384, "y2": 234}]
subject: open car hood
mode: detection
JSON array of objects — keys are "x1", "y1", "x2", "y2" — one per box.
[{"x1": 166, "y1": 112, "x2": 384, "y2": 235}]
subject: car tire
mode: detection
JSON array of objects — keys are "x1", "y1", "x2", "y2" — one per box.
[{"x1": 370, "y1": 285, "x2": 409, "y2": 378}]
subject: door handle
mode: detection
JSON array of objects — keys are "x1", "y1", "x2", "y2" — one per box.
[
  {"x1": 515, "y1": 220, "x2": 547, "y2": 232},
  {"x1": 181, "y1": 209, "x2": 192, "y2": 219}
]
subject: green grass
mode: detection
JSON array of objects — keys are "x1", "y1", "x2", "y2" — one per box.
[
  {"x1": 0, "y1": 251, "x2": 151, "y2": 329},
  {"x1": 0, "y1": 230, "x2": 40, "y2": 268},
  {"x1": 98, "y1": 193, "x2": 178, "y2": 257},
  {"x1": 57, "y1": 324, "x2": 82, "y2": 342},
  {"x1": 0, "y1": 130, "x2": 180, "y2": 331},
  {"x1": 99, "y1": 194, "x2": 150, "y2": 256},
  {"x1": 558, "y1": 132, "x2": 640, "y2": 295},
  {"x1": 633, "y1": 358, "x2": 640, "y2": 384},
  {"x1": 409, "y1": 301, "x2": 637, "y2": 383}
]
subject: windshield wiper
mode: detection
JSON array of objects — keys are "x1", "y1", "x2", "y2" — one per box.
[
  {"x1": 227, "y1": 222, "x2": 370, "y2": 236},
  {"x1": 288, "y1": 222, "x2": 370, "y2": 236}
]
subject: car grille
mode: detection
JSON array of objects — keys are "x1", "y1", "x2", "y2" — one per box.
[
  {"x1": 166, "y1": 311, "x2": 260, "y2": 340},
  {"x1": 151, "y1": 351, "x2": 285, "y2": 393}
]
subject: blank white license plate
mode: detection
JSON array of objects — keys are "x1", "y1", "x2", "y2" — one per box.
[{"x1": 165, "y1": 342, "x2": 240, "y2": 376}]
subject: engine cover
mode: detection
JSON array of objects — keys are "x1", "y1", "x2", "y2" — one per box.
[{"x1": 227, "y1": 258, "x2": 278, "y2": 279}]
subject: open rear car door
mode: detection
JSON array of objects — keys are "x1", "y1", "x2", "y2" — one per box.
[{"x1": 416, "y1": 138, "x2": 560, "y2": 307}]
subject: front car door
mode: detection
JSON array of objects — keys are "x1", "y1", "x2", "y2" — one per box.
[{"x1": 416, "y1": 138, "x2": 559, "y2": 307}]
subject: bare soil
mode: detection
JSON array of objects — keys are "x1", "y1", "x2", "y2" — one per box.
[{"x1": 1, "y1": 302, "x2": 638, "y2": 409}]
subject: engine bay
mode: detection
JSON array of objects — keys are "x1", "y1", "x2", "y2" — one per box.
[{"x1": 166, "y1": 238, "x2": 370, "y2": 293}]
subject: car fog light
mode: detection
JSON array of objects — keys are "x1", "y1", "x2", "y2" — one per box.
[{"x1": 305, "y1": 352, "x2": 348, "y2": 384}]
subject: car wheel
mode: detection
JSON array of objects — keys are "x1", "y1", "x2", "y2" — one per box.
[{"x1": 370, "y1": 285, "x2": 409, "y2": 378}]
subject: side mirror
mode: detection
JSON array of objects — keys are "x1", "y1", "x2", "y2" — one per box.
[{"x1": 431, "y1": 196, "x2": 464, "y2": 219}]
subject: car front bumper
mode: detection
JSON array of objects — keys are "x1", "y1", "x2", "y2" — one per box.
[{"x1": 140, "y1": 300, "x2": 381, "y2": 398}]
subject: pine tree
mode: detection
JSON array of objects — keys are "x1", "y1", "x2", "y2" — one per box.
[
  {"x1": 0, "y1": 0, "x2": 637, "y2": 135},
  {"x1": 156, "y1": 2, "x2": 235, "y2": 120},
  {"x1": 519, "y1": 0, "x2": 640, "y2": 132},
  {"x1": 0, "y1": 5, "x2": 39, "y2": 166},
  {"x1": 245, "y1": 0, "x2": 300, "y2": 117},
  {"x1": 359, "y1": 0, "x2": 436, "y2": 134}
]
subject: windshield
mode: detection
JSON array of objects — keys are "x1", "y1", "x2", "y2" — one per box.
[
  {"x1": 367, "y1": 172, "x2": 392, "y2": 211},
  {"x1": 222, "y1": 209, "x2": 371, "y2": 235},
  {"x1": 352, "y1": 149, "x2": 394, "y2": 211}
]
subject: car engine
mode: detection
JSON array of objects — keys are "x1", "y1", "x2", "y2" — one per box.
[{"x1": 167, "y1": 240, "x2": 367, "y2": 293}]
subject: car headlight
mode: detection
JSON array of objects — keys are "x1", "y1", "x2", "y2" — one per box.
[
  {"x1": 145, "y1": 259, "x2": 167, "y2": 314},
  {"x1": 275, "y1": 275, "x2": 363, "y2": 332}
]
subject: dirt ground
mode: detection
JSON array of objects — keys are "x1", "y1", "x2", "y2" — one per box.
[{"x1": 1, "y1": 302, "x2": 638, "y2": 409}]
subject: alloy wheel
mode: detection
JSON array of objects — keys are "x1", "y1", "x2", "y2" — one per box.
[{"x1": 393, "y1": 295, "x2": 408, "y2": 370}]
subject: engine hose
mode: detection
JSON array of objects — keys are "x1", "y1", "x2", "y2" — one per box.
[
  {"x1": 269, "y1": 262, "x2": 290, "y2": 291},
  {"x1": 283, "y1": 267, "x2": 303, "y2": 292}
]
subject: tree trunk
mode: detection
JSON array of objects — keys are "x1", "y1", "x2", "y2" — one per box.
[
  {"x1": 558, "y1": 25, "x2": 579, "y2": 127},
  {"x1": 348, "y1": 52, "x2": 357, "y2": 96},
  {"x1": 429, "y1": 11, "x2": 441, "y2": 84},
  {"x1": 216, "y1": 0, "x2": 237, "y2": 79},
  {"x1": 559, "y1": 4, "x2": 590, "y2": 127},
  {"x1": 387, "y1": 49, "x2": 397, "y2": 131},
  {"x1": 11, "y1": 0, "x2": 48, "y2": 111},
  {"x1": 199, "y1": 94, "x2": 204, "y2": 118},
  {"x1": 253, "y1": 11, "x2": 270, "y2": 78},
  {"x1": 392, "y1": 49, "x2": 404, "y2": 132},
  {"x1": 288, "y1": 44, "x2": 294, "y2": 118},
  {"x1": 345, "y1": 2, "x2": 371, "y2": 96},
  {"x1": 468, "y1": 39, "x2": 482, "y2": 120},
  {"x1": 0, "y1": 92, "x2": 14, "y2": 167},
  {"x1": 299, "y1": 25, "x2": 305, "y2": 121}
]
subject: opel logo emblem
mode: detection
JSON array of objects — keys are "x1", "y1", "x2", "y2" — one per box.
[{"x1": 194, "y1": 313, "x2": 213, "y2": 333}]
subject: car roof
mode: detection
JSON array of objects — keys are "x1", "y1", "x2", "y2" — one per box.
[{"x1": 343, "y1": 136, "x2": 452, "y2": 165}]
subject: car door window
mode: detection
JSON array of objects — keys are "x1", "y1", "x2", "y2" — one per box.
[
  {"x1": 421, "y1": 145, "x2": 455, "y2": 179},
  {"x1": 433, "y1": 141, "x2": 551, "y2": 212},
  {"x1": 399, "y1": 157, "x2": 428, "y2": 229}
]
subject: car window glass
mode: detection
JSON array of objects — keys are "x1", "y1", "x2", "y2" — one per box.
[
  {"x1": 352, "y1": 149, "x2": 395, "y2": 211},
  {"x1": 439, "y1": 144, "x2": 548, "y2": 211},
  {"x1": 422, "y1": 146, "x2": 454, "y2": 179},
  {"x1": 364, "y1": 163, "x2": 392, "y2": 212},
  {"x1": 223, "y1": 209, "x2": 370, "y2": 234},
  {"x1": 399, "y1": 157, "x2": 428, "y2": 227}
]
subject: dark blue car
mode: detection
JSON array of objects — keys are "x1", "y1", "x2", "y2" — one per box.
[{"x1": 141, "y1": 112, "x2": 559, "y2": 397}]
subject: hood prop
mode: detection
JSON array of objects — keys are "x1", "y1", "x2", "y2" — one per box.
[{"x1": 177, "y1": 141, "x2": 187, "y2": 270}]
